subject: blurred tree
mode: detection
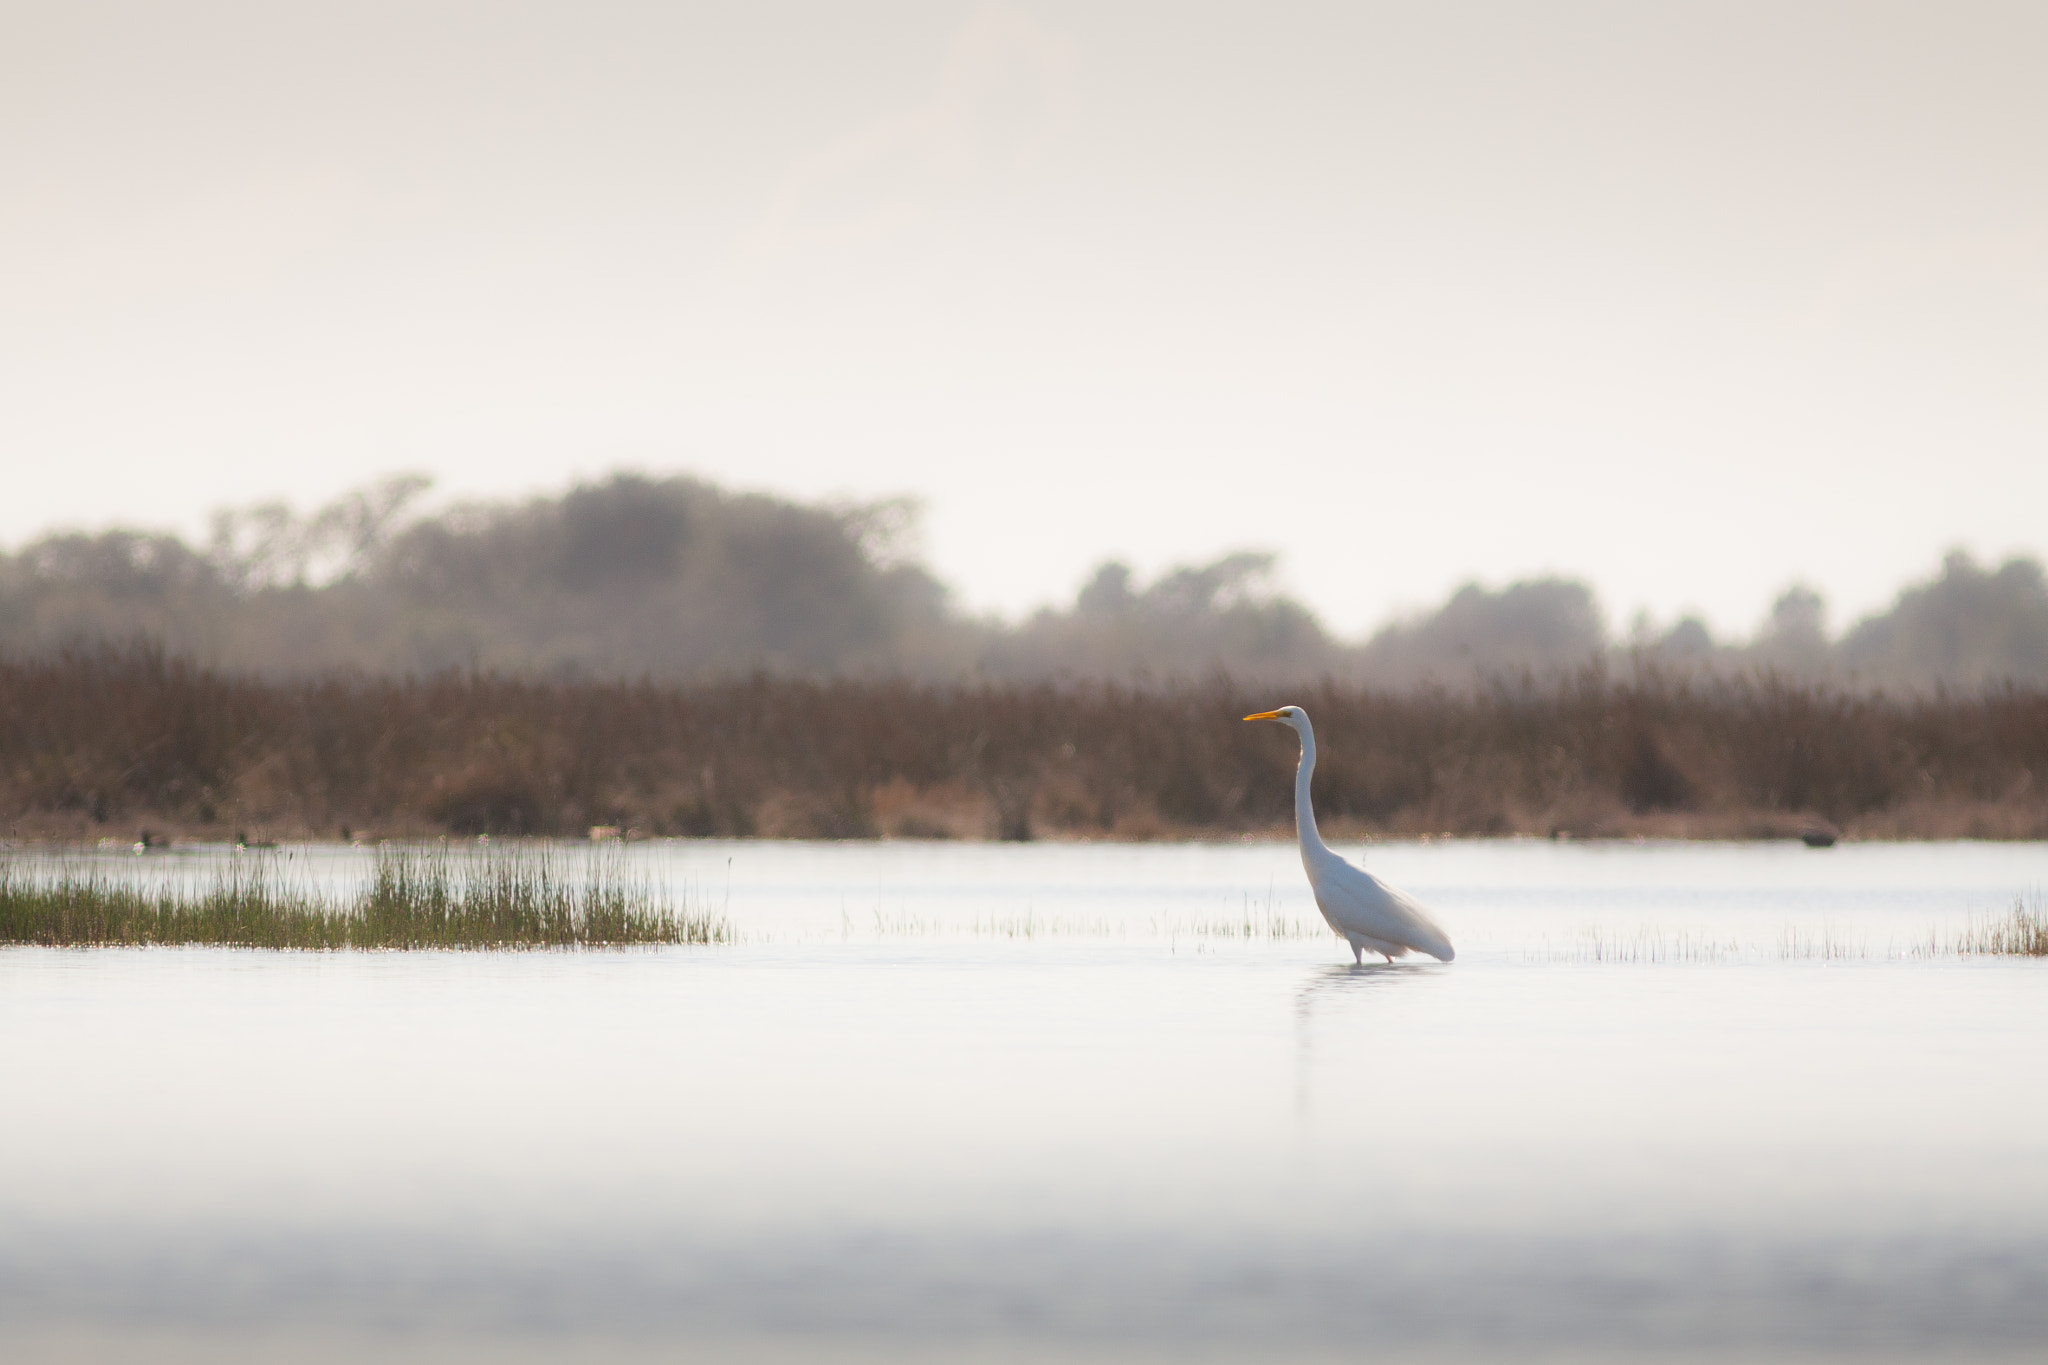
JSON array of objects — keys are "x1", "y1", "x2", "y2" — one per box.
[
  {"x1": 1840, "y1": 551, "x2": 2048, "y2": 688},
  {"x1": 4, "y1": 477, "x2": 2045, "y2": 691}
]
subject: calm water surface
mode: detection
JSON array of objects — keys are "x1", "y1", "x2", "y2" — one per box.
[{"x1": 4, "y1": 839, "x2": 2046, "y2": 1362}]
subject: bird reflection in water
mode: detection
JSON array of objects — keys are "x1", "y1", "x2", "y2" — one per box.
[{"x1": 1293, "y1": 961, "x2": 1445, "y2": 1121}]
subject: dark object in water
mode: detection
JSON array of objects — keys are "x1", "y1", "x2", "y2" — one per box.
[{"x1": 1800, "y1": 828, "x2": 1838, "y2": 848}]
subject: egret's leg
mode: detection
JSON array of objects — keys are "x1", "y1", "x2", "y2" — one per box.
[
  {"x1": 1350, "y1": 940, "x2": 1363, "y2": 965},
  {"x1": 1383, "y1": 952, "x2": 1396, "y2": 964}
]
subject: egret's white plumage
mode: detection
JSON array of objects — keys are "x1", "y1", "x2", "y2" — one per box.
[{"x1": 1244, "y1": 706, "x2": 1455, "y2": 964}]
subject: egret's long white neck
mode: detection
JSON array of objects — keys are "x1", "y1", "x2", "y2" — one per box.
[{"x1": 1291, "y1": 718, "x2": 1329, "y2": 856}]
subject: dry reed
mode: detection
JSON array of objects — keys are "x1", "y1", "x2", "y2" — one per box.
[
  {"x1": 4, "y1": 643, "x2": 2046, "y2": 842},
  {"x1": 1950, "y1": 896, "x2": 2048, "y2": 956}
]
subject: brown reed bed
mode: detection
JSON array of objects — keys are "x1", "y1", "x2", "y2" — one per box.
[
  {"x1": 1950, "y1": 896, "x2": 2048, "y2": 956},
  {"x1": 0, "y1": 844, "x2": 729, "y2": 949},
  {"x1": 3, "y1": 642, "x2": 2047, "y2": 844}
]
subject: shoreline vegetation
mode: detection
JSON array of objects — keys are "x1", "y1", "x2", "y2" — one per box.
[
  {"x1": 0, "y1": 845, "x2": 728, "y2": 949},
  {"x1": 1952, "y1": 897, "x2": 2048, "y2": 956},
  {"x1": 4, "y1": 644, "x2": 2047, "y2": 847},
  {"x1": 3, "y1": 849, "x2": 2039, "y2": 956}
]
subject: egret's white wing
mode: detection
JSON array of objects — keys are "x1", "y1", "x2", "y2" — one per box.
[{"x1": 1306, "y1": 851, "x2": 1456, "y2": 961}]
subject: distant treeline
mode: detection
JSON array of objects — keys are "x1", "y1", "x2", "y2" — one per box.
[
  {"x1": 4, "y1": 471, "x2": 2046, "y2": 689},
  {"x1": 6, "y1": 645, "x2": 2044, "y2": 843}
]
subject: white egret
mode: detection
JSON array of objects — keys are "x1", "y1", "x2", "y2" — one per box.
[{"x1": 1243, "y1": 706, "x2": 1455, "y2": 964}]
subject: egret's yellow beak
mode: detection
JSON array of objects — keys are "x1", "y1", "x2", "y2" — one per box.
[{"x1": 1242, "y1": 710, "x2": 1283, "y2": 722}]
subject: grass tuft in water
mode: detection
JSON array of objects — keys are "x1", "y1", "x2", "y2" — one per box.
[
  {"x1": 0, "y1": 847, "x2": 729, "y2": 950},
  {"x1": 1951, "y1": 896, "x2": 2048, "y2": 956},
  {"x1": 1181, "y1": 893, "x2": 1326, "y2": 942},
  {"x1": 1530, "y1": 927, "x2": 1746, "y2": 964}
]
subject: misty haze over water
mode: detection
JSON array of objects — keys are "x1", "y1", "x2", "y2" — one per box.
[
  {"x1": 7, "y1": 9, "x2": 2047, "y2": 1365},
  {"x1": 5, "y1": 840, "x2": 2047, "y2": 1364}
]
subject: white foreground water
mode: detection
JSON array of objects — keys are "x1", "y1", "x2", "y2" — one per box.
[{"x1": 4, "y1": 838, "x2": 2046, "y2": 1363}]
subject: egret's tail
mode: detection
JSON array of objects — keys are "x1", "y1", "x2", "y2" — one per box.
[{"x1": 1407, "y1": 924, "x2": 1456, "y2": 962}]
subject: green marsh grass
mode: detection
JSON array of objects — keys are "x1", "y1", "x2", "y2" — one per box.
[{"x1": 0, "y1": 846, "x2": 729, "y2": 949}]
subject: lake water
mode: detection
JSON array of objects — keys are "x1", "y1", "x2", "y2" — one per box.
[{"x1": 4, "y1": 838, "x2": 2047, "y2": 1362}]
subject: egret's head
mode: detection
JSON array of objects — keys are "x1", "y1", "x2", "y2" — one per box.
[{"x1": 1242, "y1": 705, "x2": 1305, "y2": 727}]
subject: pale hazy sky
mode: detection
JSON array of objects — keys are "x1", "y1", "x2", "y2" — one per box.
[{"x1": 3, "y1": 1, "x2": 2044, "y2": 639}]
